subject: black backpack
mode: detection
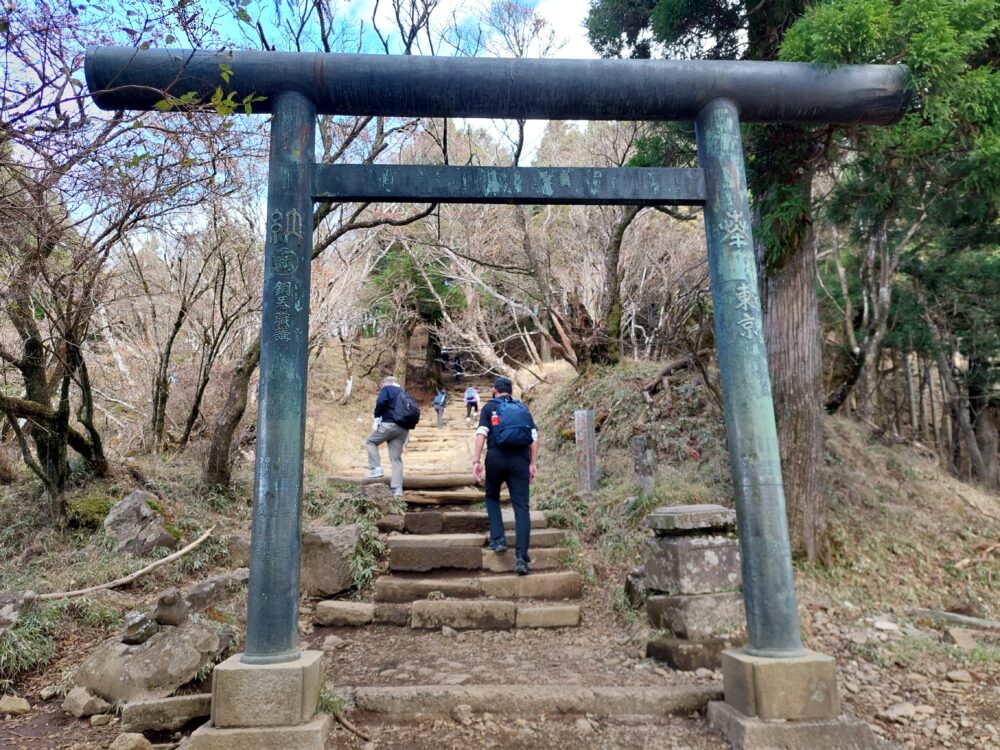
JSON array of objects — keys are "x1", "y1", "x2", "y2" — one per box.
[{"x1": 390, "y1": 389, "x2": 421, "y2": 430}]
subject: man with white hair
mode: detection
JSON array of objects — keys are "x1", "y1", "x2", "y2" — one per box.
[{"x1": 365, "y1": 375, "x2": 412, "y2": 497}]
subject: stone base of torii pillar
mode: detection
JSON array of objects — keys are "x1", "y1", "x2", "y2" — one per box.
[
  {"x1": 187, "y1": 651, "x2": 329, "y2": 749},
  {"x1": 708, "y1": 648, "x2": 881, "y2": 749}
]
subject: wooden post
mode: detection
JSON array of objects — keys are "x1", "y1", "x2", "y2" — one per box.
[
  {"x1": 574, "y1": 409, "x2": 598, "y2": 495},
  {"x1": 632, "y1": 435, "x2": 656, "y2": 494}
]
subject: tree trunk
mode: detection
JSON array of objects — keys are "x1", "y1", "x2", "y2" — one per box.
[
  {"x1": 151, "y1": 305, "x2": 187, "y2": 452},
  {"x1": 762, "y1": 223, "x2": 828, "y2": 563},
  {"x1": 204, "y1": 337, "x2": 260, "y2": 488}
]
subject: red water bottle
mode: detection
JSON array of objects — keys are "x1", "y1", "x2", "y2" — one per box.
[{"x1": 491, "y1": 411, "x2": 500, "y2": 427}]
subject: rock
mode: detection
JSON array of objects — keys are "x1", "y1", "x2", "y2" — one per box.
[
  {"x1": 453, "y1": 703, "x2": 473, "y2": 726},
  {"x1": 946, "y1": 669, "x2": 973, "y2": 683},
  {"x1": 120, "y1": 694, "x2": 211, "y2": 733},
  {"x1": 90, "y1": 714, "x2": 112, "y2": 727},
  {"x1": 644, "y1": 504, "x2": 736, "y2": 533},
  {"x1": 153, "y1": 588, "x2": 189, "y2": 626},
  {"x1": 0, "y1": 694, "x2": 31, "y2": 715},
  {"x1": 694, "y1": 668, "x2": 715, "y2": 679},
  {"x1": 359, "y1": 483, "x2": 397, "y2": 514},
  {"x1": 575, "y1": 717, "x2": 595, "y2": 734},
  {"x1": 314, "y1": 601, "x2": 373, "y2": 626},
  {"x1": 103, "y1": 490, "x2": 178, "y2": 557},
  {"x1": 879, "y1": 702, "x2": 916, "y2": 723},
  {"x1": 183, "y1": 572, "x2": 246, "y2": 612},
  {"x1": 122, "y1": 612, "x2": 159, "y2": 645},
  {"x1": 40, "y1": 685, "x2": 62, "y2": 700},
  {"x1": 624, "y1": 570, "x2": 646, "y2": 608},
  {"x1": 0, "y1": 590, "x2": 36, "y2": 637},
  {"x1": 943, "y1": 627, "x2": 980, "y2": 651},
  {"x1": 442, "y1": 625, "x2": 457, "y2": 636},
  {"x1": 74, "y1": 617, "x2": 233, "y2": 703},
  {"x1": 224, "y1": 534, "x2": 250, "y2": 567},
  {"x1": 323, "y1": 635, "x2": 347, "y2": 651},
  {"x1": 873, "y1": 618, "x2": 899, "y2": 632},
  {"x1": 63, "y1": 686, "x2": 110, "y2": 718},
  {"x1": 109, "y1": 734, "x2": 154, "y2": 750},
  {"x1": 300, "y1": 525, "x2": 363, "y2": 597}
]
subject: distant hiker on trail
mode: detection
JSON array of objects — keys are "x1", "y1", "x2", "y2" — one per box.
[
  {"x1": 366, "y1": 375, "x2": 420, "y2": 497},
  {"x1": 464, "y1": 385, "x2": 480, "y2": 426},
  {"x1": 472, "y1": 376, "x2": 538, "y2": 576},
  {"x1": 433, "y1": 387, "x2": 447, "y2": 427},
  {"x1": 453, "y1": 354, "x2": 464, "y2": 384}
]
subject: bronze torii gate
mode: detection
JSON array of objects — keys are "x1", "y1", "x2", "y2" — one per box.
[{"x1": 87, "y1": 47, "x2": 910, "y2": 742}]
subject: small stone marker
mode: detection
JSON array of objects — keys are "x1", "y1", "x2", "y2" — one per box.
[
  {"x1": 642, "y1": 504, "x2": 744, "y2": 670},
  {"x1": 631, "y1": 435, "x2": 656, "y2": 494}
]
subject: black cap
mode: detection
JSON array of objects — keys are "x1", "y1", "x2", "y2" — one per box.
[{"x1": 494, "y1": 376, "x2": 513, "y2": 394}]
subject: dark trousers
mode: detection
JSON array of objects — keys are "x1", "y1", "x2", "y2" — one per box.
[
  {"x1": 465, "y1": 402, "x2": 479, "y2": 418},
  {"x1": 484, "y1": 449, "x2": 530, "y2": 560}
]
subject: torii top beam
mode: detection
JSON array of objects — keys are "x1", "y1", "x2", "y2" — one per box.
[{"x1": 85, "y1": 47, "x2": 911, "y2": 125}]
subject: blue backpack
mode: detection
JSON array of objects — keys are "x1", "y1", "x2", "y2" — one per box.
[
  {"x1": 433, "y1": 391, "x2": 446, "y2": 406},
  {"x1": 493, "y1": 399, "x2": 534, "y2": 447}
]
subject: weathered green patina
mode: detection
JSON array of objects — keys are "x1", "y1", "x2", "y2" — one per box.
[{"x1": 84, "y1": 46, "x2": 911, "y2": 665}]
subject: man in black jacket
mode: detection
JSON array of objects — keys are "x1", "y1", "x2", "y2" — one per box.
[
  {"x1": 472, "y1": 376, "x2": 538, "y2": 575},
  {"x1": 365, "y1": 375, "x2": 408, "y2": 496}
]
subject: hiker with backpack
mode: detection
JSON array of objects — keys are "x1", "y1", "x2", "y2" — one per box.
[
  {"x1": 365, "y1": 375, "x2": 421, "y2": 497},
  {"x1": 433, "y1": 388, "x2": 447, "y2": 427},
  {"x1": 472, "y1": 376, "x2": 538, "y2": 576},
  {"x1": 463, "y1": 384, "x2": 480, "y2": 426}
]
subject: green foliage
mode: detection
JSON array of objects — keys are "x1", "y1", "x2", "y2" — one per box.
[
  {"x1": 67, "y1": 492, "x2": 112, "y2": 529},
  {"x1": 0, "y1": 608, "x2": 59, "y2": 691},
  {"x1": 317, "y1": 683, "x2": 349, "y2": 716},
  {"x1": 370, "y1": 244, "x2": 465, "y2": 326}
]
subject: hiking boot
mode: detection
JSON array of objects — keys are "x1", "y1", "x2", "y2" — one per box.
[
  {"x1": 486, "y1": 539, "x2": 508, "y2": 553},
  {"x1": 514, "y1": 558, "x2": 530, "y2": 576},
  {"x1": 391, "y1": 487, "x2": 403, "y2": 497},
  {"x1": 365, "y1": 467, "x2": 385, "y2": 478}
]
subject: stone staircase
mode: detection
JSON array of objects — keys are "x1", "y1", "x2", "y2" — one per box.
[{"x1": 322, "y1": 378, "x2": 584, "y2": 632}]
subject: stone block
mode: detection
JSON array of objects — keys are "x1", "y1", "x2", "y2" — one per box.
[
  {"x1": 314, "y1": 601, "x2": 373, "y2": 626},
  {"x1": 644, "y1": 535, "x2": 741, "y2": 595},
  {"x1": 481, "y1": 547, "x2": 564, "y2": 573},
  {"x1": 375, "y1": 514, "x2": 404, "y2": 533},
  {"x1": 722, "y1": 648, "x2": 840, "y2": 721},
  {"x1": 646, "y1": 591, "x2": 745, "y2": 640},
  {"x1": 480, "y1": 571, "x2": 582, "y2": 600},
  {"x1": 647, "y1": 635, "x2": 743, "y2": 671},
  {"x1": 373, "y1": 603, "x2": 411, "y2": 625},
  {"x1": 403, "y1": 511, "x2": 445, "y2": 534},
  {"x1": 300, "y1": 525, "x2": 362, "y2": 597},
  {"x1": 389, "y1": 545, "x2": 483, "y2": 572},
  {"x1": 388, "y1": 533, "x2": 485, "y2": 548},
  {"x1": 411, "y1": 600, "x2": 516, "y2": 630},
  {"x1": 707, "y1": 701, "x2": 879, "y2": 750},
  {"x1": 501, "y1": 528, "x2": 564, "y2": 547},
  {"x1": 644, "y1": 504, "x2": 736, "y2": 534},
  {"x1": 121, "y1": 694, "x2": 211, "y2": 732},
  {"x1": 374, "y1": 577, "x2": 482, "y2": 602},
  {"x1": 188, "y1": 713, "x2": 331, "y2": 750},
  {"x1": 516, "y1": 605, "x2": 581, "y2": 628},
  {"x1": 211, "y1": 651, "x2": 322, "y2": 728},
  {"x1": 624, "y1": 569, "x2": 646, "y2": 608}
]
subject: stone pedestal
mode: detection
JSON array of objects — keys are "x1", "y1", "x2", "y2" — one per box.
[
  {"x1": 189, "y1": 651, "x2": 329, "y2": 750},
  {"x1": 641, "y1": 504, "x2": 745, "y2": 670},
  {"x1": 710, "y1": 649, "x2": 880, "y2": 749},
  {"x1": 707, "y1": 701, "x2": 881, "y2": 750}
]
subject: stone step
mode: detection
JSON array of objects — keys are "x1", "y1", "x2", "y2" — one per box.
[
  {"x1": 374, "y1": 570, "x2": 582, "y2": 602},
  {"x1": 388, "y1": 528, "x2": 564, "y2": 549},
  {"x1": 316, "y1": 600, "x2": 582, "y2": 630},
  {"x1": 388, "y1": 530, "x2": 566, "y2": 572},
  {"x1": 349, "y1": 684, "x2": 721, "y2": 719},
  {"x1": 403, "y1": 510, "x2": 548, "y2": 534}
]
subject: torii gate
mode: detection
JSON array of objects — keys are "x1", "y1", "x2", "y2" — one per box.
[{"x1": 86, "y1": 48, "x2": 910, "y2": 747}]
